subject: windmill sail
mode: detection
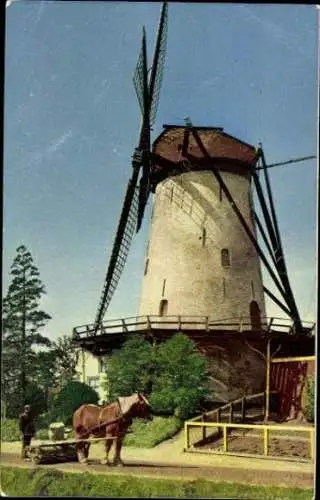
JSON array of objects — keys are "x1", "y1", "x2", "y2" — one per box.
[
  {"x1": 149, "y1": 1, "x2": 168, "y2": 127},
  {"x1": 94, "y1": 166, "x2": 140, "y2": 331},
  {"x1": 133, "y1": 27, "x2": 148, "y2": 117},
  {"x1": 93, "y1": 3, "x2": 168, "y2": 331},
  {"x1": 136, "y1": 1, "x2": 168, "y2": 232}
]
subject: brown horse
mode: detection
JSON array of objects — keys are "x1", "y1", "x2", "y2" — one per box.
[{"x1": 72, "y1": 393, "x2": 152, "y2": 465}]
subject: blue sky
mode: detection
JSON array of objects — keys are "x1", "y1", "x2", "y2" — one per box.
[{"x1": 4, "y1": 2, "x2": 318, "y2": 340}]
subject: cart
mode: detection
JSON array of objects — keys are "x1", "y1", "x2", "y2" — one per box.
[{"x1": 26, "y1": 436, "x2": 115, "y2": 465}]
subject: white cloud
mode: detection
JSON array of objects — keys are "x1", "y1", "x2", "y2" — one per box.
[
  {"x1": 94, "y1": 80, "x2": 112, "y2": 106},
  {"x1": 47, "y1": 129, "x2": 73, "y2": 154},
  {"x1": 239, "y1": 5, "x2": 314, "y2": 61},
  {"x1": 35, "y1": 0, "x2": 45, "y2": 24},
  {"x1": 22, "y1": 129, "x2": 74, "y2": 170}
]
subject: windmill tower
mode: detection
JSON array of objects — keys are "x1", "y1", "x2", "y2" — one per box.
[{"x1": 139, "y1": 124, "x2": 266, "y2": 328}]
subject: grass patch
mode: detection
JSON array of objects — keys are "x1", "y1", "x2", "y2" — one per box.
[
  {"x1": 0, "y1": 466, "x2": 313, "y2": 498},
  {"x1": 123, "y1": 416, "x2": 182, "y2": 448},
  {"x1": 0, "y1": 419, "x2": 20, "y2": 442},
  {"x1": 0, "y1": 417, "x2": 75, "y2": 443}
]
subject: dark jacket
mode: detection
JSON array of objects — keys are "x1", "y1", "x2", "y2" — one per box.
[{"x1": 19, "y1": 411, "x2": 35, "y2": 437}]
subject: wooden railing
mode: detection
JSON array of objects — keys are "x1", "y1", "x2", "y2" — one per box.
[
  {"x1": 72, "y1": 315, "x2": 315, "y2": 340},
  {"x1": 184, "y1": 391, "x2": 315, "y2": 461},
  {"x1": 184, "y1": 420, "x2": 315, "y2": 461},
  {"x1": 188, "y1": 391, "x2": 272, "y2": 440}
]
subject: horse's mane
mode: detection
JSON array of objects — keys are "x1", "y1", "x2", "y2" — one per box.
[{"x1": 118, "y1": 393, "x2": 139, "y2": 415}]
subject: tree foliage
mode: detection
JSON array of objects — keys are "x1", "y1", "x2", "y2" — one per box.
[
  {"x1": 51, "y1": 335, "x2": 79, "y2": 385},
  {"x1": 31, "y1": 335, "x2": 80, "y2": 407},
  {"x1": 25, "y1": 382, "x2": 47, "y2": 417},
  {"x1": 305, "y1": 375, "x2": 314, "y2": 423},
  {"x1": 103, "y1": 333, "x2": 207, "y2": 419},
  {"x1": 151, "y1": 334, "x2": 207, "y2": 419},
  {"x1": 49, "y1": 381, "x2": 99, "y2": 425},
  {"x1": 104, "y1": 336, "x2": 154, "y2": 399},
  {"x1": 2, "y1": 245, "x2": 52, "y2": 416}
]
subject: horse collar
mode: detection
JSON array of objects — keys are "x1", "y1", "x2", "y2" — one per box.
[{"x1": 117, "y1": 399, "x2": 123, "y2": 418}]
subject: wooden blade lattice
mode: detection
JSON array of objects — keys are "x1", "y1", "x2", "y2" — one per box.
[{"x1": 94, "y1": 180, "x2": 139, "y2": 331}]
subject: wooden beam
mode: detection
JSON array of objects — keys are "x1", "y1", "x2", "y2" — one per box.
[
  {"x1": 271, "y1": 356, "x2": 315, "y2": 364},
  {"x1": 265, "y1": 338, "x2": 271, "y2": 421}
]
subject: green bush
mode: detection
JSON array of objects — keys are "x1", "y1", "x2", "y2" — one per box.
[
  {"x1": 2, "y1": 382, "x2": 47, "y2": 419},
  {"x1": 25, "y1": 382, "x2": 47, "y2": 417},
  {"x1": 0, "y1": 417, "x2": 52, "y2": 442},
  {"x1": 151, "y1": 334, "x2": 207, "y2": 419},
  {"x1": 0, "y1": 467, "x2": 314, "y2": 499},
  {"x1": 1, "y1": 399, "x2": 7, "y2": 419},
  {"x1": 48, "y1": 381, "x2": 99, "y2": 426},
  {"x1": 305, "y1": 376, "x2": 314, "y2": 422},
  {"x1": 124, "y1": 415, "x2": 182, "y2": 448},
  {"x1": 36, "y1": 412, "x2": 51, "y2": 429},
  {"x1": 149, "y1": 390, "x2": 175, "y2": 415},
  {"x1": 105, "y1": 336, "x2": 153, "y2": 399},
  {"x1": 36, "y1": 428, "x2": 49, "y2": 440},
  {"x1": 0, "y1": 418, "x2": 20, "y2": 442},
  {"x1": 105, "y1": 333, "x2": 207, "y2": 419}
]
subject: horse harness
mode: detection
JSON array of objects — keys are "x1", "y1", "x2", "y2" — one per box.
[
  {"x1": 79, "y1": 400, "x2": 126, "y2": 438},
  {"x1": 98, "y1": 399, "x2": 125, "y2": 429}
]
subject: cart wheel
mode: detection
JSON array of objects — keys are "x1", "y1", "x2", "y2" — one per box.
[
  {"x1": 31, "y1": 454, "x2": 41, "y2": 465},
  {"x1": 29, "y1": 447, "x2": 41, "y2": 465}
]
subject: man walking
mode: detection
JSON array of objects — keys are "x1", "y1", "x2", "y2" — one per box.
[{"x1": 19, "y1": 404, "x2": 35, "y2": 460}]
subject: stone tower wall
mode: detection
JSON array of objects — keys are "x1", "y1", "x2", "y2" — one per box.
[{"x1": 139, "y1": 168, "x2": 266, "y2": 324}]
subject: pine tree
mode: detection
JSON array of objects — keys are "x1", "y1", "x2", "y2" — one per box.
[
  {"x1": 32, "y1": 350, "x2": 57, "y2": 410},
  {"x1": 51, "y1": 335, "x2": 79, "y2": 385},
  {"x1": 2, "y1": 245, "x2": 52, "y2": 416}
]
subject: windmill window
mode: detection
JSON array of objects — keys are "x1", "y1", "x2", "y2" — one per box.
[
  {"x1": 221, "y1": 248, "x2": 231, "y2": 267},
  {"x1": 202, "y1": 227, "x2": 206, "y2": 247},
  {"x1": 144, "y1": 258, "x2": 149, "y2": 275},
  {"x1": 162, "y1": 279, "x2": 166, "y2": 297},
  {"x1": 159, "y1": 299, "x2": 168, "y2": 317},
  {"x1": 251, "y1": 280, "x2": 255, "y2": 299}
]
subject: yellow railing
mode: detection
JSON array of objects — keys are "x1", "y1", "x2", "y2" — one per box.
[
  {"x1": 271, "y1": 355, "x2": 315, "y2": 364},
  {"x1": 184, "y1": 421, "x2": 315, "y2": 461},
  {"x1": 189, "y1": 391, "x2": 270, "y2": 426}
]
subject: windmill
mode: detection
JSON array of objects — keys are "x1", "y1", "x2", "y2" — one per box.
[
  {"x1": 74, "y1": 1, "x2": 315, "y2": 346},
  {"x1": 93, "y1": 1, "x2": 168, "y2": 334},
  {"x1": 71, "y1": 1, "x2": 315, "y2": 410}
]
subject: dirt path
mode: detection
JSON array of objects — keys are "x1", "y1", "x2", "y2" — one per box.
[
  {"x1": 1, "y1": 451, "x2": 314, "y2": 489},
  {"x1": 1, "y1": 428, "x2": 314, "y2": 490}
]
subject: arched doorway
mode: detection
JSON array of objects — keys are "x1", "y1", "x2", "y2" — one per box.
[
  {"x1": 159, "y1": 299, "x2": 168, "y2": 316},
  {"x1": 250, "y1": 300, "x2": 261, "y2": 330}
]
